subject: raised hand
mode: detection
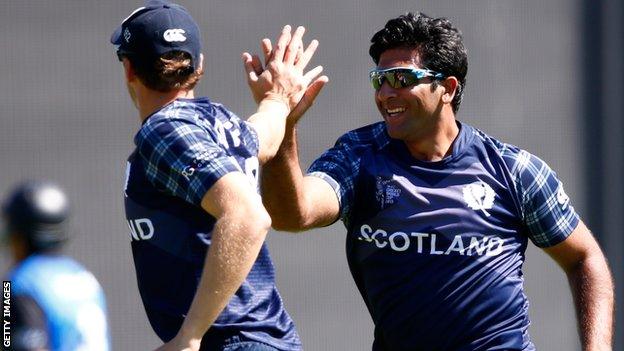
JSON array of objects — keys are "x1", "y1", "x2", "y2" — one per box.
[{"x1": 242, "y1": 25, "x2": 327, "y2": 113}]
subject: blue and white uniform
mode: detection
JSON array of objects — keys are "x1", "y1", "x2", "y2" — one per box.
[
  {"x1": 8, "y1": 254, "x2": 110, "y2": 351},
  {"x1": 124, "y1": 98, "x2": 301, "y2": 350},
  {"x1": 308, "y1": 121, "x2": 579, "y2": 351}
]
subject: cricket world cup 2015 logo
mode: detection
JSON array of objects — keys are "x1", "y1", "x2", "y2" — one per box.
[{"x1": 375, "y1": 177, "x2": 401, "y2": 209}]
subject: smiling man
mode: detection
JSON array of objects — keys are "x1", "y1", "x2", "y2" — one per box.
[{"x1": 260, "y1": 12, "x2": 614, "y2": 351}]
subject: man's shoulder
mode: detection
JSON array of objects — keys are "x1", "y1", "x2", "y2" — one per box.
[
  {"x1": 137, "y1": 99, "x2": 239, "y2": 141},
  {"x1": 466, "y1": 124, "x2": 525, "y2": 163},
  {"x1": 9, "y1": 255, "x2": 82, "y2": 292},
  {"x1": 336, "y1": 121, "x2": 390, "y2": 151},
  {"x1": 145, "y1": 99, "x2": 211, "y2": 126},
  {"x1": 135, "y1": 100, "x2": 207, "y2": 145},
  {"x1": 467, "y1": 124, "x2": 547, "y2": 179},
  {"x1": 12, "y1": 255, "x2": 81, "y2": 276}
]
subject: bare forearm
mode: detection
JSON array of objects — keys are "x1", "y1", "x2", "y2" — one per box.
[
  {"x1": 567, "y1": 252, "x2": 614, "y2": 350},
  {"x1": 247, "y1": 99, "x2": 290, "y2": 164},
  {"x1": 261, "y1": 126, "x2": 309, "y2": 231},
  {"x1": 262, "y1": 125, "x2": 340, "y2": 230},
  {"x1": 177, "y1": 212, "x2": 269, "y2": 342}
]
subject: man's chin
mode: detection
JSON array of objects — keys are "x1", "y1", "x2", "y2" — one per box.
[{"x1": 384, "y1": 123, "x2": 404, "y2": 140}]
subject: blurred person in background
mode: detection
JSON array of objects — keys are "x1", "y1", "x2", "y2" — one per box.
[
  {"x1": 2, "y1": 181, "x2": 110, "y2": 351},
  {"x1": 111, "y1": 1, "x2": 326, "y2": 350},
  {"x1": 259, "y1": 12, "x2": 614, "y2": 351}
]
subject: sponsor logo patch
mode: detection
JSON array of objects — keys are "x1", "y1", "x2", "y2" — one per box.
[
  {"x1": 181, "y1": 151, "x2": 217, "y2": 181},
  {"x1": 163, "y1": 28, "x2": 186, "y2": 42}
]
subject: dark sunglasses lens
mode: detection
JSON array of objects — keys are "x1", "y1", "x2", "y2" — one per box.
[
  {"x1": 391, "y1": 71, "x2": 418, "y2": 88},
  {"x1": 370, "y1": 72, "x2": 383, "y2": 90},
  {"x1": 371, "y1": 69, "x2": 423, "y2": 90},
  {"x1": 375, "y1": 72, "x2": 400, "y2": 89}
]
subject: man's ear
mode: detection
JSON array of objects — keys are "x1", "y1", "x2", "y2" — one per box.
[
  {"x1": 440, "y1": 76, "x2": 459, "y2": 105},
  {"x1": 198, "y1": 53, "x2": 204, "y2": 72},
  {"x1": 122, "y1": 58, "x2": 136, "y2": 83}
]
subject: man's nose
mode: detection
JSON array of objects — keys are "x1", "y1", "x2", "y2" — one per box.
[{"x1": 376, "y1": 80, "x2": 398, "y2": 101}]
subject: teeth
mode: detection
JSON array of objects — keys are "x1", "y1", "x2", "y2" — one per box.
[{"x1": 387, "y1": 107, "x2": 406, "y2": 114}]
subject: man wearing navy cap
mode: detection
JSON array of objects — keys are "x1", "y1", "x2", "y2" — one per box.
[{"x1": 111, "y1": 1, "x2": 327, "y2": 350}]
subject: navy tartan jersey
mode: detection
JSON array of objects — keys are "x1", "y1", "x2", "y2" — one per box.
[
  {"x1": 308, "y1": 121, "x2": 579, "y2": 351},
  {"x1": 124, "y1": 98, "x2": 301, "y2": 350}
]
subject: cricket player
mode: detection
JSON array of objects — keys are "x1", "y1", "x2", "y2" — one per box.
[
  {"x1": 111, "y1": 1, "x2": 326, "y2": 350},
  {"x1": 259, "y1": 12, "x2": 614, "y2": 350},
  {"x1": 2, "y1": 181, "x2": 110, "y2": 351}
]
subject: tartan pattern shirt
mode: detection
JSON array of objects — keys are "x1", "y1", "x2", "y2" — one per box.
[
  {"x1": 307, "y1": 120, "x2": 580, "y2": 350},
  {"x1": 125, "y1": 97, "x2": 302, "y2": 349},
  {"x1": 134, "y1": 98, "x2": 259, "y2": 205},
  {"x1": 308, "y1": 120, "x2": 579, "y2": 248}
]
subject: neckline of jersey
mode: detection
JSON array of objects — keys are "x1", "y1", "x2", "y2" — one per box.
[
  {"x1": 388, "y1": 120, "x2": 474, "y2": 169},
  {"x1": 140, "y1": 97, "x2": 212, "y2": 126}
]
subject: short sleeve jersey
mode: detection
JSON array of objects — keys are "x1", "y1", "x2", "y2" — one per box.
[
  {"x1": 124, "y1": 98, "x2": 301, "y2": 350},
  {"x1": 8, "y1": 254, "x2": 110, "y2": 351},
  {"x1": 308, "y1": 121, "x2": 579, "y2": 351}
]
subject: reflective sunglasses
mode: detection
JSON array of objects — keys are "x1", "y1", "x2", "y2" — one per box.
[{"x1": 369, "y1": 67, "x2": 445, "y2": 90}]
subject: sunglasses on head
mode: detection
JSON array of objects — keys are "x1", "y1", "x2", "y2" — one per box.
[{"x1": 369, "y1": 67, "x2": 445, "y2": 90}]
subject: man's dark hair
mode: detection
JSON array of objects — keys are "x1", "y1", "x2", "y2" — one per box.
[
  {"x1": 126, "y1": 51, "x2": 204, "y2": 93},
  {"x1": 369, "y1": 12, "x2": 468, "y2": 112}
]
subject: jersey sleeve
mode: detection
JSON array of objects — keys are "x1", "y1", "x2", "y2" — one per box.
[
  {"x1": 214, "y1": 102, "x2": 260, "y2": 157},
  {"x1": 307, "y1": 133, "x2": 362, "y2": 223},
  {"x1": 136, "y1": 116, "x2": 243, "y2": 206},
  {"x1": 512, "y1": 150, "x2": 580, "y2": 247},
  {"x1": 10, "y1": 294, "x2": 50, "y2": 351}
]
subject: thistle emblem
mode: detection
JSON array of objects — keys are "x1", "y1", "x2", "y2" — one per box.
[{"x1": 463, "y1": 181, "x2": 495, "y2": 217}]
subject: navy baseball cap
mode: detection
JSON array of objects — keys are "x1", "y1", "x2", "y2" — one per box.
[{"x1": 111, "y1": 0, "x2": 201, "y2": 70}]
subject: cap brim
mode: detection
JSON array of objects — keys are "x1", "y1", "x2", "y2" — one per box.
[
  {"x1": 111, "y1": 5, "x2": 154, "y2": 46},
  {"x1": 110, "y1": 25, "x2": 123, "y2": 45}
]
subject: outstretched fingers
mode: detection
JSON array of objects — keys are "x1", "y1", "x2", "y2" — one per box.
[
  {"x1": 284, "y1": 26, "x2": 305, "y2": 66},
  {"x1": 253, "y1": 25, "x2": 325, "y2": 113},
  {"x1": 295, "y1": 39, "x2": 319, "y2": 70},
  {"x1": 271, "y1": 25, "x2": 292, "y2": 63},
  {"x1": 261, "y1": 38, "x2": 272, "y2": 66},
  {"x1": 242, "y1": 52, "x2": 258, "y2": 82},
  {"x1": 288, "y1": 75, "x2": 329, "y2": 124},
  {"x1": 303, "y1": 65, "x2": 325, "y2": 85},
  {"x1": 302, "y1": 75, "x2": 329, "y2": 108},
  {"x1": 251, "y1": 54, "x2": 263, "y2": 75}
]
